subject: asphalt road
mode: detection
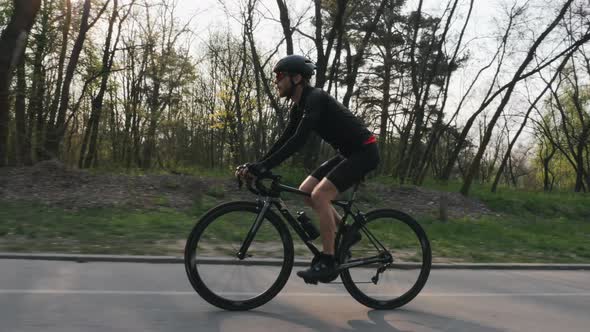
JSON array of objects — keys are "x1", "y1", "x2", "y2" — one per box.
[{"x1": 1, "y1": 259, "x2": 589, "y2": 332}]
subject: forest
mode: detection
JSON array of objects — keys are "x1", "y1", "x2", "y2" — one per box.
[{"x1": 0, "y1": 0, "x2": 589, "y2": 195}]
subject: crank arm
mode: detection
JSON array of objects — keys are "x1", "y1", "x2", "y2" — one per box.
[{"x1": 336, "y1": 255, "x2": 388, "y2": 272}]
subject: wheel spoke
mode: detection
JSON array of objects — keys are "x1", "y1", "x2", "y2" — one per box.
[
  {"x1": 184, "y1": 202, "x2": 294, "y2": 310},
  {"x1": 339, "y1": 210, "x2": 431, "y2": 310}
]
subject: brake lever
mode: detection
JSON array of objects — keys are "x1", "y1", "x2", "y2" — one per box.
[{"x1": 235, "y1": 165, "x2": 247, "y2": 189}]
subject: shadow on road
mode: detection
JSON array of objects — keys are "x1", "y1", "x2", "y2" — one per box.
[
  {"x1": 346, "y1": 308, "x2": 504, "y2": 332},
  {"x1": 199, "y1": 302, "x2": 503, "y2": 332}
]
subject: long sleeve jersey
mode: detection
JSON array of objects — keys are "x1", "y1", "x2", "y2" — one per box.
[{"x1": 259, "y1": 86, "x2": 373, "y2": 170}]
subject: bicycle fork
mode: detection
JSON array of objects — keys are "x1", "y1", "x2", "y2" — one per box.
[{"x1": 236, "y1": 198, "x2": 272, "y2": 260}]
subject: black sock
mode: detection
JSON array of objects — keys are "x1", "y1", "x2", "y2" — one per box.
[{"x1": 320, "y1": 253, "x2": 334, "y2": 265}]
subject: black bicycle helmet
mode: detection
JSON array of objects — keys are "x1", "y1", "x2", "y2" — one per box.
[{"x1": 273, "y1": 55, "x2": 316, "y2": 79}]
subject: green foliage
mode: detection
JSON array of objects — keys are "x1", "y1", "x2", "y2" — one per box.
[
  {"x1": 205, "y1": 186, "x2": 225, "y2": 199},
  {"x1": 0, "y1": 1, "x2": 13, "y2": 28},
  {"x1": 271, "y1": 164, "x2": 308, "y2": 187},
  {"x1": 416, "y1": 177, "x2": 590, "y2": 222},
  {"x1": 0, "y1": 201, "x2": 206, "y2": 255},
  {"x1": 422, "y1": 214, "x2": 590, "y2": 263},
  {"x1": 529, "y1": 66, "x2": 590, "y2": 191},
  {"x1": 87, "y1": 164, "x2": 233, "y2": 180},
  {"x1": 2, "y1": 186, "x2": 589, "y2": 262},
  {"x1": 1, "y1": 168, "x2": 590, "y2": 262},
  {"x1": 476, "y1": 188, "x2": 590, "y2": 221}
]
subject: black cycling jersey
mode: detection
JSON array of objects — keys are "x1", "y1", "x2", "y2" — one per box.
[{"x1": 259, "y1": 86, "x2": 373, "y2": 170}]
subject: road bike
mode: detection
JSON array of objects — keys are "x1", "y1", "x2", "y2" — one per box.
[{"x1": 184, "y1": 172, "x2": 431, "y2": 311}]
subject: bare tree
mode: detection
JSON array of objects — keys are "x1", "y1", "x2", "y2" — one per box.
[
  {"x1": 414, "y1": 0, "x2": 474, "y2": 184},
  {"x1": 340, "y1": 0, "x2": 388, "y2": 108},
  {"x1": 398, "y1": 0, "x2": 463, "y2": 183},
  {"x1": 79, "y1": 0, "x2": 135, "y2": 168},
  {"x1": 138, "y1": 0, "x2": 194, "y2": 169},
  {"x1": 490, "y1": 47, "x2": 576, "y2": 192},
  {"x1": 461, "y1": 0, "x2": 580, "y2": 195},
  {"x1": 44, "y1": 0, "x2": 109, "y2": 160}
]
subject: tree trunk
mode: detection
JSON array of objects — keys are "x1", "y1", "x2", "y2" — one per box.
[
  {"x1": 542, "y1": 155, "x2": 552, "y2": 191},
  {"x1": 540, "y1": 139, "x2": 557, "y2": 192},
  {"x1": 414, "y1": 0, "x2": 470, "y2": 184},
  {"x1": 341, "y1": 0, "x2": 388, "y2": 108},
  {"x1": 378, "y1": 46, "x2": 392, "y2": 173},
  {"x1": 275, "y1": 0, "x2": 293, "y2": 55},
  {"x1": 0, "y1": 0, "x2": 41, "y2": 166},
  {"x1": 29, "y1": 0, "x2": 52, "y2": 165},
  {"x1": 43, "y1": 0, "x2": 71, "y2": 160},
  {"x1": 403, "y1": 0, "x2": 460, "y2": 183},
  {"x1": 250, "y1": 38, "x2": 264, "y2": 158},
  {"x1": 143, "y1": 75, "x2": 161, "y2": 169},
  {"x1": 45, "y1": 0, "x2": 92, "y2": 160},
  {"x1": 574, "y1": 152, "x2": 585, "y2": 192},
  {"x1": 14, "y1": 53, "x2": 29, "y2": 165},
  {"x1": 231, "y1": 30, "x2": 249, "y2": 165},
  {"x1": 46, "y1": 0, "x2": 108, "y2": 162},
  {"x1": 143, "y1": 115, "x2": 158, "y2": 169},
  {"x1": 313, "y1": 0, "x2": 347, "y2": 89},
  {"x1": 247, "y1": 0, "x2": 285, "y2": 130},
  {"x1": 81, "y1": 0, "x2": 121, "y2": 168}
]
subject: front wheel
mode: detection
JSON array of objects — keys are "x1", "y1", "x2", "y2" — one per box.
[
  {"x1": 184, "y1": 201, "x2": 294, "y2": 311},
  {"x1": 339, "y1": 209, "x2": 431, "y2": 310}
]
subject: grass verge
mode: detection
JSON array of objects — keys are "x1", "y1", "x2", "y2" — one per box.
[
  {"x1": 1, "y1": 189, "x2": 589, "y2": 263},
  {"x1": 0, "y1": 201, "x2": 210, "y2": 256}
]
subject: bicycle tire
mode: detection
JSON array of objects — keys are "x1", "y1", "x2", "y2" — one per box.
[
  {"x1": 339, "y1": 209, "x2": 431, "y2": 310},
  {"x1": 184, "y1": 201, "x2": 294, "y2": 310}
]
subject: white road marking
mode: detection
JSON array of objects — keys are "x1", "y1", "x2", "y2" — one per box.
[{"x1": 0, "y1": 289, "x2": 589, "y2": 297}]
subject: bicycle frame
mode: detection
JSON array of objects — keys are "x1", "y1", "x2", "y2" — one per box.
[{"x1": 236, "y1": 179, "x2": 392, "y2": 271}]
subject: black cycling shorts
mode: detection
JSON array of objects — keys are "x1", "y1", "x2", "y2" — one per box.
[{"x1": 310, "y1": 143, "x2": 380, "y2": 192}]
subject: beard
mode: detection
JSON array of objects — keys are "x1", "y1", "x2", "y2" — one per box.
[{"x1": 277, "y1": 85, "x2": 288, "y2": 98}]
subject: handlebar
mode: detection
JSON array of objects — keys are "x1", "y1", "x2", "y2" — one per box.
[{"x1": 237, "y1": 171, "x2": 282, "y2": 196}]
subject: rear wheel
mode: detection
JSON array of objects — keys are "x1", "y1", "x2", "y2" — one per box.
[
  {"x1": 339, "y1": 209, "x2": 431, "y2": 309},
  {"x1": 184, "y1": 201, "x2": 294, "y2": 310}
]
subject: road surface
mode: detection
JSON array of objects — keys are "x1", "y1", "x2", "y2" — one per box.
[{"x1": 0, "y1": 259, "x2": 588, "y2": 331}]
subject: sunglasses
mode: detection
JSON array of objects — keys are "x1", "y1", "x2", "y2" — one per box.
[{"x1": 275, "y1": 71, "x2": 288, "y2": 81}]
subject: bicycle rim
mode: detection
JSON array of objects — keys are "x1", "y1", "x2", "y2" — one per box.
[
  {"x1": 184, "y1": 201, "x2": 294, "y2": 310},
  {"x1": 339, "y1": 209, "x2": 431, "y2": 309}
]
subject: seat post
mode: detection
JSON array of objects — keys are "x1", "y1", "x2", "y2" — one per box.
[{"x1": 350, "y1": 182, "x2": 361, "y2": 203}]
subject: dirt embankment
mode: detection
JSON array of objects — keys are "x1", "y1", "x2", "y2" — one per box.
[{"x1": 0, "y1": 160, "x2": 490, "y2": 218}]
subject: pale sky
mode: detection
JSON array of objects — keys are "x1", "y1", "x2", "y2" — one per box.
[{"x1": 167, "y1": 0, "x2": 574, "y2": 142}]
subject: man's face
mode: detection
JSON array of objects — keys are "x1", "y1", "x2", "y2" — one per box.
[{"x1": 274, "y1": 71, "x2": 291, "y2": 97}]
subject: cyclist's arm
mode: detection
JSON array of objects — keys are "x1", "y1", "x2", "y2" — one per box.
[
  {"x1": 259, "y1": 110, "x2": 318, "y2": 170},
  {"x1": 259, "y1": 115, "x2": 298, "y2": 161}
]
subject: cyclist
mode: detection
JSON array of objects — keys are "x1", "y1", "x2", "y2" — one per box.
[{"x1": 237, "y1": 55, "x2": 380, "y2": 282}]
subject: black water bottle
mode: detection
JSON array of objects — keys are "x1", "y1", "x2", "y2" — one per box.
[{"x1": 297, "y1": 211, "x2": 320, "y2": 240}]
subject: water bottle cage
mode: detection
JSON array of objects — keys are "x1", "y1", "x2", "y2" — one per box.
[{"x1": 297, "y1": 212, "x2": 320, "y2": 240}]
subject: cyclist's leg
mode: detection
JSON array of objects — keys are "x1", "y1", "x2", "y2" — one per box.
[
  {"x1": 323, "y1": 143, "x2": 381, "y2": 235},
  {"x1": 310, "y1": 179, "x2": 340, "y2": 255},
  {"x1": 298, "y1": 176, "x2": 318, "y2": 207},
  {"x1": 306, "y1": 155, "x2": 345, "y2": 225},
  {"x1": 300, "y1": 175, "x2": 343, "y2": 226},
  {"x1": 309, "y1": 148, "x2": 379, "y2": 255},
  {"x1": 296, "y1": 179, "x2": 340, "y2": 281},
  {"x1": 298, "y1": 146, "x2": 380, "y2": 281}
]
